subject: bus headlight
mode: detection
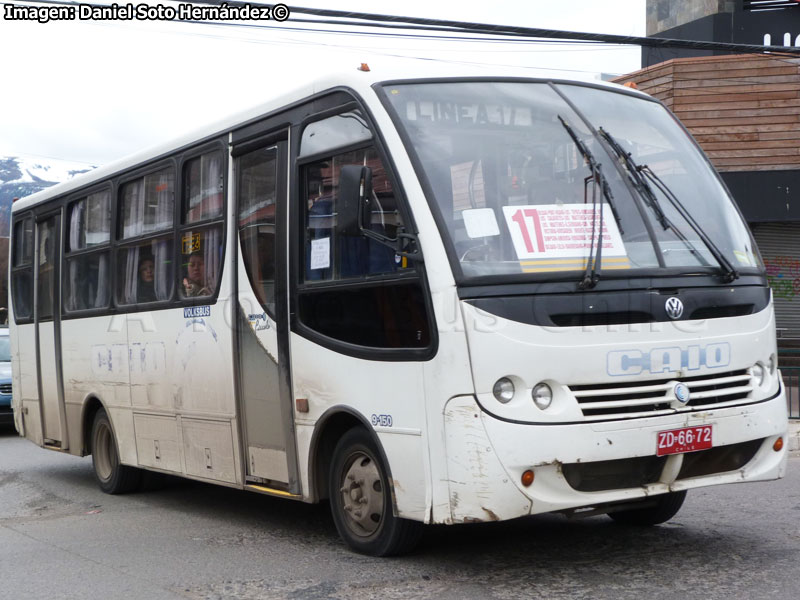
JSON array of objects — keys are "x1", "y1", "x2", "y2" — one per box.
[
  {"x1": 493, "y1": 377, "x2": 515, "y2": 403},
  {"x1": 531, "y1": 382, "x2": 553, "y2": 410},
  {"x1": 752, "y1": 363, "x2": 766, "y2": 387}
]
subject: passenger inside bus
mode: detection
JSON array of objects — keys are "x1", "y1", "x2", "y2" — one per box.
[
  {"x1": 137, "y1": 256, "x2": 157, "y2": 303},
  {"x1": 183, "y1": 253, "x2": 211, "y2": 297}
]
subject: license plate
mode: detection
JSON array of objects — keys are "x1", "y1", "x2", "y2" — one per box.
[{"x1": 656, "y1": 425, "x2": 713, "y2": 457}]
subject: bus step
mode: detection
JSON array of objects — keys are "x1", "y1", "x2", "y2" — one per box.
[{"x1": 245, "y1": 483, "x2": 301, "y2": 499}]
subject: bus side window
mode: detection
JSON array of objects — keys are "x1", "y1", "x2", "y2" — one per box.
[
  {"x1": 178, "y1": 229, "x2": 223, "y2": 299},
  {"x1": 64, "y1": 191, "x2": 112, "y2": 312},
  {"x1": 11, "y1": 217, "x2": 33, "y2": 321},
  {"x1": 117, "y1": 168, "x2": 176, "y2": 305},
  {"x1": 36, "y1": 220, "x2": 55, "y2": 320},
  {"x1": 179, "y1": 150, "x2": 225, "y2": 300}
]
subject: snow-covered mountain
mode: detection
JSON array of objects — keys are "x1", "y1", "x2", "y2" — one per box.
[{"x1": 0, "y1": 155, "x2": 96, "y2": 236}]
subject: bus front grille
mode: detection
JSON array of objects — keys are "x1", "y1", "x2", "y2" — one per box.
[{"x1": 570, "y1": 369, "x2": 753, "y2": 421}]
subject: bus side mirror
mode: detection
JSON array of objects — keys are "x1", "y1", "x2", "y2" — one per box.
[{"x1": 337, "y1": 165, "x2": 372, "y2": 236}]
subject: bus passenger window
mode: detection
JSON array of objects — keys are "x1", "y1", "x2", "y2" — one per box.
[
  {"x1": 65, "y1": 253, "x2": 110, "y2": 311},
  {"x1": 11, "y1": 271, "x2": 32, "y2": 320},
  {"x1": 178, "y1": 150, "x2": 226, "y2": 301},
  {"x1": 13, "y1": 218, "x2": 33, "y2": 267},
  {"x1": 37, "y1": 220, "x2": 55, "y2": 320},
  {"x1": 179, "y1": 228, "x2": 223, "y2": 299},
  {"x1": 184, "y1": 151, "x2": 224, "y2": 223},
  {"x1": 11, "y1": 217, "x2": 33, "y2": 321},
  {"x1": 118, "y1": 240, "x2": 174, "y2": 305},
  {"x1": 65, "y1": 191, "x2": 111, "y2": 312},
  {"x1": 118, "y1": 168, "x2": 176, "y2": 306},
  {"x1": 120, "y1": 168, "x2": 174, "y2": 238}
]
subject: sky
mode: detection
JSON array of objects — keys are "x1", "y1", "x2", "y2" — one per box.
[{"x1": 0, "y1": 0, "x2": 645, "y2": 166}]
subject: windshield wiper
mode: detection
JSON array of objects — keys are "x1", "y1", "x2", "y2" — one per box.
[
  {"x1": 558, "y1": 116, "x2": 616, "y2": 290},
  {"x1": 598, "y1": 127, "x2": 739, "y2": 282},
  {"x1": 639, "y1": 165, "x2": 738, "y2": 281}
]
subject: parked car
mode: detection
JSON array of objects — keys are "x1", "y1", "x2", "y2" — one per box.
[{"x1": 0, "y1": 328, "x2": 12, "y2": 426}]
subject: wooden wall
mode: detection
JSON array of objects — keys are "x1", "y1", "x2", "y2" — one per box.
[{"x1": 614, "y1": 54, "x2": 800, "y2": 172}]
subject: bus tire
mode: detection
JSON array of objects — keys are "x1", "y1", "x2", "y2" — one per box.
[
  {"x1": 329, "y1": 427, "x2": 423, "y2": 556},
  {"x1": 608, "y1": 490, "x2": 687, "y2": 526},
  {"x1": 91, "y1": 409, "x2": 141, "y2": 494}
]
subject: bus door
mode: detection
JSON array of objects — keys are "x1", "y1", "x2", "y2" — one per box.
[
  {"x1": 35, "y1": 213, "x2": 66, "y2": 447},
  {"x1": 233, "y1": 137, "x2": 298, "y2": 490}
]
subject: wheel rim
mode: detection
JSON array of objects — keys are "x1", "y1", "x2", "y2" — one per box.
[
  {"x1": 338, "y1": 450, "x2": 384, "y2": 538},
  {"x1": 94, "y1": 421, "x2": 116, "y2": 482}
]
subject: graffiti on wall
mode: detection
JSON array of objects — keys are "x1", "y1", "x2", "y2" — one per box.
[{"x1": 765, "y1": 255, "x2": 800, "y2": 300}]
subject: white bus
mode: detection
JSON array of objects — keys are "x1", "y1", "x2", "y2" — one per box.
[{"x1": 9, "y1": 64, "x2": 788, "y2": 556}]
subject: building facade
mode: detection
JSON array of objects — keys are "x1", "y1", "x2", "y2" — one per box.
[{"x1": 619, "y1": 0, "x2": 800, "y2": 341}]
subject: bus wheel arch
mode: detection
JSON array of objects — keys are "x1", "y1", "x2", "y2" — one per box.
[
  {"x1": 81, "y1": 396, "x2": 106, "y2": 456},
  {"x1": 86, "y1": 403, "x2": 141, "y2": 494},
  {"x1": 310, "y1": 408, "x2": 377, "y2": 503}
]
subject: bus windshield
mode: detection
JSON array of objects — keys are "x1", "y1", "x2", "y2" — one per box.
[{"x1": 382, "y1": 81, "x2": 760, "y2": 282}]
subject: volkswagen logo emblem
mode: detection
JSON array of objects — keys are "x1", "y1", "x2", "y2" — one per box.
[
  {"x1": 665, "y1": 297, "x2": 684, "y2": 320},
  {"x1": 674, "y1": 383, "x2": 691, "y2": 404}
]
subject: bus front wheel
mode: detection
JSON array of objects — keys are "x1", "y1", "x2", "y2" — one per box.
[
  {"x1": 608, "y1": 490, "x2": 687, "y2": 526},
  {"x1": 329, "y1": 428, "x2": 422, "y2": 556},
  {"x1": 91, "y1": 409, "x2": 141, "y2": 494}
]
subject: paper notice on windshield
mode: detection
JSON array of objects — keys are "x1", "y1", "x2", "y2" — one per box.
[
  {"x1": 310, "y1": 237, "x2": 331, "y2": 270},
  {"x1": 502, "y1": 204, "x2": 629, "y2": 271},
  {"x1": 463, "y1": 208, "x2": 500, "y2": 238}
]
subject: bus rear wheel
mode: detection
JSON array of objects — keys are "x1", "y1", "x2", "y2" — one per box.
[
  {"x1": 91, "y1": 409, "x2": 141, "y2": 494},
  {"x1": 608, "y1": 490, "x2": 687, "y2": 526},
  {"x1": 329, "y1": 428, "x2": 422, "y2": 556}
]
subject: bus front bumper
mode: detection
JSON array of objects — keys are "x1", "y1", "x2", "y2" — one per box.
[{"x1": 441, "y1": 385, "x2": 787, "y2": 524}]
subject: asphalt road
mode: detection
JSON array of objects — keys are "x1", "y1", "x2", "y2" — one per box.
[{"x1": 1, "y1": 425, "x2": 798, "y2": 600}]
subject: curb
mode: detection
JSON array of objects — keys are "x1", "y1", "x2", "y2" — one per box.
[{"x1": 788, "y1": 420, "x2": 800, "y2": 455}]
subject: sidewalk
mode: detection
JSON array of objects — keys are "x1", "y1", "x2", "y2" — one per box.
[{"x1": 789, "y1": 420, "x2": 800, "y2": 454}]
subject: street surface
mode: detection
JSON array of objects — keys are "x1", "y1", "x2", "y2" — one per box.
[{"x1": 1, "y1": 425, "x2": 799, "y2": 600}]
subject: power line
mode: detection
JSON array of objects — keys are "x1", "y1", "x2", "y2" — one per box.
[
  {"x1": 188, "y1": 0, "x2": 800, "y2": 55},
  {"x1": 10, "y1": 0, "x2": 800, "y2": 55}
]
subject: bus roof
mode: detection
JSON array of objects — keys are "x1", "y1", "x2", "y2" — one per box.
[{"x1": 12, "y1": 61, "x2": 642, "y2": 213}]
